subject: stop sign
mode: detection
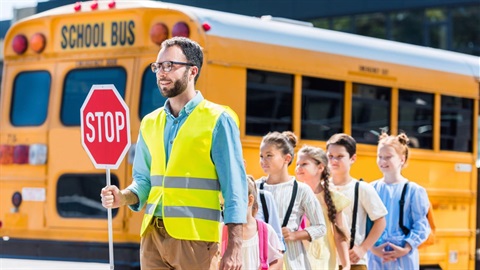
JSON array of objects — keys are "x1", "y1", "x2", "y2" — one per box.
[{"x1": 80, "y1": 84, "x2": 131, "y2": 169}]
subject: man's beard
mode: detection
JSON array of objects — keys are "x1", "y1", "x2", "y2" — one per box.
[{"x1": 158, "y1": 69, "x2": 189, "y2": 98}]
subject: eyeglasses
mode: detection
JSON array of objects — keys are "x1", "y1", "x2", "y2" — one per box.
[{"x1": 150, "y1": 61, "x2": 194, "y2": 73}]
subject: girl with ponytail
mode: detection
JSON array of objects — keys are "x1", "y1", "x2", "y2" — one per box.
[{"x1": 296, "y1": 145, "x2": 351, "y2": 270}]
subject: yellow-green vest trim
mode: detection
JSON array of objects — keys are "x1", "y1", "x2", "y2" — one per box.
[{"x1": 139, "y1": 99, "x2": 238, "y2": 242}]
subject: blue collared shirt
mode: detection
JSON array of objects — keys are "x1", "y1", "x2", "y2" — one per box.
[{"x1": 127, "y1": 91, "x2": 247, "y2": 224}]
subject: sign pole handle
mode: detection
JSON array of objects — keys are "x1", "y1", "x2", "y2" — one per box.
[{"x1": 106, "y1": 168, "x2": 115, "y2": 270}]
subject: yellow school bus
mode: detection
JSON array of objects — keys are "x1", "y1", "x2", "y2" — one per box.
[{"x1": 1, "y1": 1, "x2": 478, "y2": 269}]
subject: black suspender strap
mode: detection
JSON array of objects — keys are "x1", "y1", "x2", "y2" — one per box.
[
  {"x1": 350, "y1": 180, "x2": 360, "y2": 249},
  {"x1": 399, "y1": 182, "x2": 410, "y2": 235},
  {"x1": 259, "y1": 181, "x2": 269, "y2": 223},
  {"x1": 282, "y1": 180, "x2": 298, "y2": 228}
]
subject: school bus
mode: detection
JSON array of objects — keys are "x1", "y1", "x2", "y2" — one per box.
[{"x1": 1, "y1": 1, "x2": 478, "y2": 269}]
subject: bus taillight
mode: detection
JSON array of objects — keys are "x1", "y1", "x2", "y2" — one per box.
[
  {"x1": 108, "y1": 0, "x2": 116, "y2": 8},
  {"x1": 0, "y1": 145, "x2": 14, "y2": 164},
  {"x1": 202, "y1": 22, "x2": 212, "y2": 32},
  {"x1": 150, "y1": 23, "x2": 169, "y2": 46},
  {"x1": 30, "y1": 33, "x2": 46, "y2": 53},
  {"x1": 12, "y1": 34, "x2": 28, "y2": 54},
  {"x1": 74, "y1": 2, "x2": 81, "y2": 12},
  {"x1": 13, "y1": 145, "x2": 29, "y2": 164},
  {"x1": 172, "y1": 22, "x2": 190, "y2": 38}
]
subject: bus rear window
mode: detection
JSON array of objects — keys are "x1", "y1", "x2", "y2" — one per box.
[
  {"x1": 440, "y1": 95, "x2": 473, "y2": 152},
  {"x1": 11, "y1": 71, "x2": 51, "y2": 126},
  {"x1": 57, "y1": 174, "x2": 119, "y2": 218},
  {"x1": 352, "y1": 83, "x2": 391, "y2": 145},
  {"x1": 139, "y1": 66, "x2": 166, "y2": 119},
  {"x1": 246, "y1": 69, "x2": 293, "y2": 136},
  {"x1": 61, "y1": 68, "x2": 127, "y2": 126},
  {"x1": 301, "y1": 76, "x2": 344, "y2": 140}
]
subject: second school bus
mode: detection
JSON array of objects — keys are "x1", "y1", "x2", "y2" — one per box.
[{"x1": 1, "y1": 1, "x2": 479, "y2": 269}]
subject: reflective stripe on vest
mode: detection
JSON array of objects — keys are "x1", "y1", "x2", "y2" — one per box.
[{"x1": 139, "y1": 99, "x2": 238, "y2": 242}]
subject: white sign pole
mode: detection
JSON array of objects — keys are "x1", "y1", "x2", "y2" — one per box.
[{"x1": 106, "y1": 167, "x2": 114, "y2": 270}]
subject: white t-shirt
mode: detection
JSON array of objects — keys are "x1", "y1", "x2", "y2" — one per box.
[
  {"x1": 242, "y1": 222, "x2": 284, "y2": 270},
  {"x1": 334, "y1": 179, "x2": 388, "y2": 265}
]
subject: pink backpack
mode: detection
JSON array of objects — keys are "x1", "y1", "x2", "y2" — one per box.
[{"x1": 222, "y1": 219, "x2": 269, "y2": 270}]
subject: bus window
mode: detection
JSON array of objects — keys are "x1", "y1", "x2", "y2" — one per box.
[
  {"x1": 61, "y1": 68, "x2": 127, "y2": 126},
  {"x1": 57, "y1": 174, "x2": 119, "y2": 218},
  {"x1": 398, "y1": 89, "x2": 434, "y2": 149},
  {"x1": 440, "y1": 95, "x2": 473, "y2": 152},
  {"x1": 246, "y1": 69, "x2": 293, "y2": 135},
  {"x1": 11, "y1": 71, "x2": 51, "y2": 126},
  {"x1": 139, "y1": 66, "x2": 166, "y2": 119},
  {"x1": 352, "y1": 83, "x2": 391, "y2": 144},
  {"x1": 301, "y1": 76, "x2": 344, "y2": 140}
]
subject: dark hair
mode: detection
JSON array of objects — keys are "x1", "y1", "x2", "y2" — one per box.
[
  {"x1": 261, "y1": 131, "x2": 297, "y2": 165},
  {"x1": 378, "y1": 132, "x2": 410, "y2": 167},
  {"x1": 326, "y1": 133, "x2": 356, "y2": 158},
  {"x1": 298, "y1": 145, "x2": 349, "y2": 241},
  {"x1": 161, "y1": 37, "x2": 203, "y2": 83}
]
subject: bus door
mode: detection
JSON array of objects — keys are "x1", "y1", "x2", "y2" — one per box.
[{"x1": 46, "y1": 58, "x2": 134, "y2": 234}]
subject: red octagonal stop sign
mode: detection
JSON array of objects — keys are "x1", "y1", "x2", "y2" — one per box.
[{"x1": 80, "y1": 84, "x2": 131, "y2": 169}]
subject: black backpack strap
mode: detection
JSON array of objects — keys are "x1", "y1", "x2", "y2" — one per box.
[
  {"x1": 350, "y1": 180, "x2": 361, "y2": 249},
  {"x1": 399, "y1": 182, "x2": 410, "y2": 235},
  {"x1": 259, "y1": 181, "x2": 269, "y2": 223},
  {"x1": 282, "y1": 180, "x2": 298, "y2": 228}
]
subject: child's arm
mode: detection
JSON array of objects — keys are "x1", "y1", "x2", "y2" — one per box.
[
  {"x1": 349, "y1": 216, "x2": 386, "y2": 264},
  {"x1": 334, "y1": 211, "x2": 350, "y2": 270}
]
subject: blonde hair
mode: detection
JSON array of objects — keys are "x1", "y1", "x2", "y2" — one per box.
[
  {"x1": 298, "y1": 145, "x2": 349, "y2": 241},
  {"x1": 247, "y1": 175, "x2": 258, "y2": 216}
]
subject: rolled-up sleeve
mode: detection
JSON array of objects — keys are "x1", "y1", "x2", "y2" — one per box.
[
  {"x1": 127, "y1": 132, "x2": 152, "y2": 212},
  {"x1": 211, "y1": 112, "x2": 247, "y2": 224}
]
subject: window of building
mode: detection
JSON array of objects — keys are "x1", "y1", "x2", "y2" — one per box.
[
  {"x1": 139, "y1": 66, "x2": 166, "y2": 119},
  {"x1": 57, "y1": 174, "x2": 119, "y2": 218},
  {"x1": 452, "y1": 5, "x2": 480, "y2": 56},
  {"x1": 398, "y1": 90, "x2": 434, "y2": 149},
  {"x1": 246, "y1": 69, "x2": 293, "y2": 136},
  {"x1": 390, "y1": 10, "x2": 424, "y2": 46},
  {"x1": 355, "y1": 13, "x2": 386, "y2": 39},
  {"x1": 351, "y1": 83, "x2": 390, "y2": 144},
  {"x1": 11, "y1": 71, "x2": 51, "y2": 126},
  {"x1": 440, "y1": 95, "x2": 473, "y2": 152},
  {"x1": 61, "y1": 68, "x2": 126, "y2": 126},
  {"x1": 332, "y1": 16, "x2": 353, "y2": 33},
  {"x1": 301, "y1": 76, "x2": 344, "y2": 140},
  {"x1": 426, "y1": 8, "x2": 448, "y2": 49}
]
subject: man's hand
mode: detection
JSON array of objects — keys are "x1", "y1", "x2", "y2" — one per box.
[
  {"x1": 219, "y1": 224, "x2": 242, "y2": 270},
  {"x1": 100, "y1": 185, "x2": 123, "y2": 208}
]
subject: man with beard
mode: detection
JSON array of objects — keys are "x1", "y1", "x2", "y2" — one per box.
[{"x1": 101, "y1": 37, "x2": 247, "y2": 270}]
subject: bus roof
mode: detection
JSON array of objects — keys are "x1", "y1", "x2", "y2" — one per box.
[{"x1": 21, "y1": 0, "x2": 480, "y2": 78}]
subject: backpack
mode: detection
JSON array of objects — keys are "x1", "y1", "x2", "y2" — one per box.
[
  {"x1": 259, "y1": 179, "x2": 298, "y2": 228},
  {"x1": 222, "y1": 219, "x2": 269, "y2": 269},
  {"x1": 399, "y1": 182, "x2": 436, "y2": 248}
]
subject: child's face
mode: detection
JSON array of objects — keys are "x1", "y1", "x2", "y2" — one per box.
[
  {"x1": 295, "y1": 153, "x2": 323, "y2": 182},
  {"x1": 259, "y1": 142, "x2": 290, "y2": 175},
  {"x1": 327, "y1": 144, "x2": 355, "y2": 175},
  {"x1": 377, "y1": 144, "x2": 404, "y2": 174}
]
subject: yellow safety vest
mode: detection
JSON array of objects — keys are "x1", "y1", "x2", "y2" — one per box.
[{"x1": 139, "y1": 99, "x2": 238, "y2": 242}]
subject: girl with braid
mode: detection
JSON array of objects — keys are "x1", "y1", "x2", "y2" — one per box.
[{"x1": 296, "y1": 145, "x2": 351, "y2": 270}]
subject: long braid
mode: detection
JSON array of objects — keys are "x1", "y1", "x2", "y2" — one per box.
[{"x1": 323, "y1": 177, "x2": 349, "y2": 241}]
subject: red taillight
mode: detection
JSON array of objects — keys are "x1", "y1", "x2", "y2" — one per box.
[
  {"x1": 0, "y1": 145, "x2": 14, "y2": 164},
  {"x1": 30, "y1": 33, "x2": 46, "y2": 53},
  {"x1": 150, "y1": 23, "x2": 169, "y2": 46},
  {"x1": 74, "y1": 2, "x2": 81, "y2": 12},
  {"x1": 172, "y1": 22, "x2": 190, "y2": 38},
  {"x1": 13, "y1": 145, "x2": 29, "y2": 164},
  {"x1": 202, "y1": 22, "x2": 211, "y2": 31},
  {"x1": 108, "y1": 0, "x2": 116, "y2": 8},
  {"x1": 91, "y1": 0, "x2": 98, "y2": 10},
  {"x1": 12, "y1": 34, "x2": 28, "y2": 54}
]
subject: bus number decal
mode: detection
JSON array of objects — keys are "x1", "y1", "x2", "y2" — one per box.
[{"x1": 60, "y1": 20, "x2": 135, "y2": 50}]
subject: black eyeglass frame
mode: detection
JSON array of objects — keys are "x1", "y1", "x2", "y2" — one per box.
[{"x1": 150, "y1": 61, "x2": 194, "y2": 73}]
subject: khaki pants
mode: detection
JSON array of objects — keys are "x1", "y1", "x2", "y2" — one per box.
[
  {"x1": 140, "y1": 218, "x2": 220, "y2": 270},
  {"x1": 340, "y1": 265, "x2": 367, "y2": 270}
]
